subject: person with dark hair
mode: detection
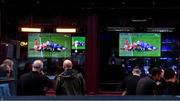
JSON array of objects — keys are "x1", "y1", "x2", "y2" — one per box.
[
  {"x1": 156, "y1": 68, "x2": 166, "y2": 95},
  {"x1": 160, "y1": 68, "x2": 179, "y2": 95},
  {"x1": 55, "y1": 59, "x2": 85, "y2": 95},
  {"x1": 18, "y1": 60, "x2": 52, "y2": 95},
  {"x1": 24, "y1": 62, "x2": 33, "y2": 73},
  {"x1": 121, "y1": 66, "x2": 142, "y2": 95},
  {"x1": 136, "y1": 67, "x2": 162, "y2": 95},
  {"x1": 17, "y1": 62, "x2": 33, "y2": 79},
  {"x1": 164, "y1": 68, "x2": 176, "y2": 81}
]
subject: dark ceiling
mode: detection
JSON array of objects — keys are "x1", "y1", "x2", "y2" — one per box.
[
  {"x1": 1, "y1": 0, "x2": 180, "y2": 15},
  {"x1": 2, "y1": 0, "x2": 180, "y2": 8},
  {"x1": 1, "y1": 0, "x2": 180, "y2": 39}
]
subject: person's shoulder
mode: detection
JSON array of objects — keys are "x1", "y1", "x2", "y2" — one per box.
[
  {"x1": 145, "y1": 77, "x2": 156, "y2": 85},
  {"x1": 143, "y1": 76, "x2": 154, "y2": 82},
  {"x1": 73, "y1": 70, "x2": 82, "y2": 76},
  {"x1": 166, "y1": 82, "x2": 178, "y2": 87},
  {"x1": 124, "y1": 75, "x2": 132, "y2": 80},
  {"x1": 138, "y1": 76, "x2": 149, "y2": 82},
  {"x1": 22, "y1": 72, "x2": 31, "y2": 77},
  {"x1": 40, "y1": 74, "x2": 50, "y2": 80},
  {"x1": 132, "y1": 75, "x2": 141, "y2": 79},
  {"x1": 20, "y1": 72, "x2": 31, "y2": 79},
  {"x1": 56, "y1": 73, "x2": 63, "y2": 80},
  {"x1": 72, "y1": 70, "x2": 83, "y2": 79},
  {"x1": 76, "y1": 72, "x2": 83, "y2": 77},
  {"x1": 126, "y1": 75, "x2": 132, "y2": 78}
]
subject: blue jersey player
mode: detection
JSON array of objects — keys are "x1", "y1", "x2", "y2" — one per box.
[
  {"x1": 136, "y1": 41, "x2": 157, "y2": 51},
  {"x1": 46, "y1": 41, "x2": 66, "y2": 51}
]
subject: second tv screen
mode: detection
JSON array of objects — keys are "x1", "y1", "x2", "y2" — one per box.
[{"x1": 119, "y1": 33, "x2": 161, "y2": 57}]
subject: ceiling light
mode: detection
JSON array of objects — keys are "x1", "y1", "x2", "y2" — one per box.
[
  {"x1": 56, "y1": 28, "x2": 76, "y2": 33},
  {"x1": 21, "y1": 27, "x2": 41, "y2": 32}
]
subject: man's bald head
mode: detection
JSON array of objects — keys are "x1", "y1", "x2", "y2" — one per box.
[
  {"x1": 63, "y1": 59, "x2": 73, "y2": 70},
  {"x1": 32, "y1": 60, "x2": 43, "y2": 72},
  {"x1": 132, "y1": 66, "x2": 141, "y2": 76}
]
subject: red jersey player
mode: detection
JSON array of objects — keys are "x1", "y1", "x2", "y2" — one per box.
[
  {"x1": 124, "y1": 38, "x2": 130, "y2": 51},
  {"x1": 34, "y1": 39, "x2": 39, "y2": 50}
]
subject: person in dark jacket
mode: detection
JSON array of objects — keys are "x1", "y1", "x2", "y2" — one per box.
[
  {"x1": 56, "y1": 59, "x2": 85, "y2": 95},
  {"x1": 121, "y1": 66, "x2": 142, "y2": 95},
  {"x1": 160, "y1": 68, "x2": 180, "y2": 95},
  {"x1": 18, "y1": 60, "x2": 52, "y2": 95},
  {"x1": 136, "y1": 67, "x2": 162, "y2": 95}
]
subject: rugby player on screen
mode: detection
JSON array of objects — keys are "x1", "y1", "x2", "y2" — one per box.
[
  {"x1": 72, "y1": 41, "x2": 85, "y2": 47},
  {"x1": 136, "y1": 40, "x2": 157, "y2": 51},
  {"x1": 33, "y1": 39, "x2": 39, "y2": 51},
  {"x1": 124, "y1": 38, "x2": 130, "y2": 51},
  {"x1": 46, "y1": 41, "x2": 66, "y2": 51}
]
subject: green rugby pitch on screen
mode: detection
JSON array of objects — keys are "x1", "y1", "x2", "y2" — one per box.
[
  {"x1": 119, "y1": 33, "x2": 161, "y2": 57},
  {"x1": 28, "y1": 33, "x2": 71, "y2": 58},
  {"x1": 72, "y1": 37, "x2": 86, "y2": 49}
]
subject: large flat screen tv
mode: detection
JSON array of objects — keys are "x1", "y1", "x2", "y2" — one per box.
[
  {"x1": 72, "y1": 36, "x2": 86, "y2": 49},
  {"x1": 28, "y1": 33, "x2": 71, "y2": 58},
  {"x1": 119, "y1": 33, "x2": 161, "y2": 57}
]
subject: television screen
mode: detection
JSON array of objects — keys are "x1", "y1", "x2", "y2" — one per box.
[
  {"x1": 119, "y1": 33, "x2": 161, "y2": 57},
  {"x1": 28, "y1": 33, "x2": 71, "y2": 58},
  {"x1": 72, "y1": 36, "x2": 86, "y2": 49}
]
